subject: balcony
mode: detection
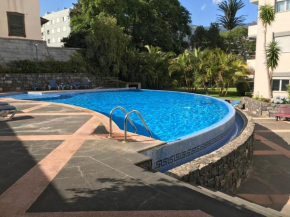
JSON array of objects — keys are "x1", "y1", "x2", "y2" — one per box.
[
  {"x1": 248, "y1": 25, "x2": 257, "y2": 38},
  {"x1": 247, "y1": 58, "x2": 255, "y2": 71},
  {"x1": 250, "y1": 0, "x2": 259, "y2": 5}
]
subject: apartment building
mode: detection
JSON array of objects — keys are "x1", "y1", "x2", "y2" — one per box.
[
  {"x1": 0, "y1": 0, "x2": 42, "y2": 40},
  {"x1": 249, "y1": 0, "x2": 290, "y2": 98},
  {"x1": 42, "y1": 8, "x2": 71, "y2": 47}
]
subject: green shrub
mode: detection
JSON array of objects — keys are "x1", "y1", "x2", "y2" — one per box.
[
  {"x1": 245, "y1": 92, "x2": 253, "y2": 97},
  {"x1": 287, "y1": 85, "x2": 290, "y2": 95},
  {"x1": 0, "y1": 59, "x2": 88, "y2": 74},
  {"x1": 236, "y1": 81, "x2": 250, "y2": 96}
]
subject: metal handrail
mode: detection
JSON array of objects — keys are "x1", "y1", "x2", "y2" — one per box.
[
  {"x1": 124, "y1": 110, "x2": 153, "y2": 143},
  {"x1": 108, "y1": 106, "x2": 137, "y2": 138}
]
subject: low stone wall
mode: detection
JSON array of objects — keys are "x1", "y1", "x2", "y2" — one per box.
[
  {"x1": 0, "y1": 73, "x2": 120, "y2": 91},
  {"x1": 0, "y1": 37, "x2": 77, "y2": 64},
  {"x1": 166, "y1": 110, "x2": 255, "y2": 194},
  {"x1": 242, "y1": 97, "x2": 271, "y2": 116}
]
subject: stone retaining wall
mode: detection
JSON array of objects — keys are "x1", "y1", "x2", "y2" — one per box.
[
  {"x1": 166, "y1": 110, "x2": 255, "y2": 194},
  {"x1": 0, "y1": 73, "x2": 120, "y2": 91},
  {"x1": 0, "y1": 37, "x2": 77, "y2": 64},
  {"x1": 242, "y1": 97, "x2": 271, "y2": 116}
]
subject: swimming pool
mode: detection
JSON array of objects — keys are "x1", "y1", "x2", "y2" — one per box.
[
  {"x1": 2, "y1": 89, "x2": 233, "y2": 141},
  {"x1": 2, "y1": 89, "x2": 241, "y2": 171}
]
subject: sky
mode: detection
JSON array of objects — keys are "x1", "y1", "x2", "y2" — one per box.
[{"x1": 39, "y1": 0, "x2": 258, "y2": 26}]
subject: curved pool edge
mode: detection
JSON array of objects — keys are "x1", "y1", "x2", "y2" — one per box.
[{"x1": 166, "y1": 109, "x2": 255, "y2": 194}]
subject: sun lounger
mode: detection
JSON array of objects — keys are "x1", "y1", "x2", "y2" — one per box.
[
  {"x1": 0, "y1": 102, "x2": 9, "y2": 106},
  {"x1": 82, "y1": 79, "x2": 91, "y2": 89},
  {"x1": 0, "y1": 106, "x2": 17, "y2": 121},
  {"x1": 48, "y1": 80, "x2": 59, "y2": 90},
  {"x1": 72, "y1": 81, "x2": 83, "y2": 89},
  {"x1": 59, "y1": 83, "x2": 72, "y2": 90},
  {"x1": 32, "y1": 82, "x2": 43, "y2": 91}
]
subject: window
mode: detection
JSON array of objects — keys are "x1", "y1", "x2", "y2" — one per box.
[
  {"x1": 7, "y1": 12, "x2": 26, "y2": 37},
  {"x1": 276, "y1": 0, "x2": 290, "y2": 12},
  {"x1": 51, "y1": 29, "x2": 55, "y2": 34},
  {"x1": 63, "y1": 26, "x2": 66, "y2": 31},
  {"x1": 272, "y1": 79, "x2": 290, "y2": 91},
  {"x1": 275, "y1": 35, "x2": 290, "y2": 52},
  {"x1": 64, "y1": 16, "x2": 67, "y2": 21},
  {"x1": 282, "y1": 80, "x2": 289, "y2": 91},
  {"x1": 48, "y1": 39, "x2": 51, "y2": 44},
  {"x1": 52, "y1": 38, "x2": 55, "y2": 43},
  {"x1": 47, "y1": 30, "x2": 50, "y2": 35},
  {"x1": 57, "y1": 18, "x2": 60, "y2": 23},
  {"x1": 57, "y1": 28, "x2": 60, "y2": 32},
  {"x1": 58, "y1": 37, "x2": 61, "y2": 42}
]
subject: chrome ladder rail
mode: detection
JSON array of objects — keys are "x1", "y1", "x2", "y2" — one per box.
[
  {"x1": 108, "y1": 106, "x2": 137, "y2": 138},
  {"x1": 124, "y1": 110, "x2": 153, "y2": 143}
]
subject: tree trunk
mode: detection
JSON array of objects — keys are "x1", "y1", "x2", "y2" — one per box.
[{"x1": 264, "y1": 25, "x2": 271, "y2": 99}]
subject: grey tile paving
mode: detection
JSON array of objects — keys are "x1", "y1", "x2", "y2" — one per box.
[
  {"x1": 0, "y1": 140, "x2": 62, "y2": 195},
  {"x1": 0, "y1": 115, "x2": 92, "y2": 135},
  {"x1": 27, "y1": 140, "x2": 262, "y2": 217}
]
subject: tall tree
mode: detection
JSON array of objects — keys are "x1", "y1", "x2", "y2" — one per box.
[
  {"x1": 217, "y1": 0, "x2": 245, "y2": 30},
  {"x1": 221, "y1": 26, "x2": 256, "y2": 60},
  {"x1": 191, "y1": 23, "x2": 223, "y2": 50},
  {"x1": 259, "y1": 4, "x2": 275, "y2": 98},
  {"x1": 82, "y1": 13, "x2": 130, "y2": 77},
  {"x1": 65, "y1": 0, "x2": 191, "y2": 53}
]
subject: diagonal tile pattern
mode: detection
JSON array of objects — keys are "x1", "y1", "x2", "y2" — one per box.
[{"x1": 0, "y1": 98, "x2": 278, "y2": 217}]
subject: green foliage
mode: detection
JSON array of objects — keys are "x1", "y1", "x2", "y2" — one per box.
[
  {"x1": 245, "y1": 92, "x2": 253, "y2": 97},
  {"x1": 66, "y1": 0, "x2": 191, "y2": 53},
  {"x1": 221, "y1": 26, "x2": 256, "y2": 60},
  {"x1": 0, "y1": 59, "x2": 84, "y2": 74},
  {"x1": 217, "y1": 0, "x2": 245, "y2": 30},
  {"x1": 287, "y1": 85, "x2": 290, "y2": 95},
  {"x1": 253, "y1": 95, "x2": 271, "y2": 103},
  {"x1": 266, "y1": 41, "x2": 281, "y2": 80},
  {"x1": 191, "y1": 23, "x2": 224, "y2": 50},
  {"x1": 236, "y1": 81, "x2": 250, "y2": 96},
  {"x1": 259, "y1": 5, "x2": 275, "y2": 27},
  {"x1": 83, "y1": 13, "x2": 130, "y2": 77},
  {"x1": 139, "y1": 45, "x2": 174, "y2": 89},
  {"x1": 169, "y1": 48, "x2": 249, "y2": 95}
]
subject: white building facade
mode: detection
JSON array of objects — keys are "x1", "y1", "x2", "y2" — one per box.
[
  {"x1": 41, "y1": 8, "x2": 71, "y2": 47},
  {"x1": 248, "y1": 0, "x2": 290, "y2": 98}
]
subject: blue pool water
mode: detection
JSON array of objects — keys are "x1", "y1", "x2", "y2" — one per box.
[{"x1": 1, "y1": 90, "x2": 233, "y2": 143}]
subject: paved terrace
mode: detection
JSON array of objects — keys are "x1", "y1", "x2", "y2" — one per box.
[
  {"x1": 0, "y1": 98, "x2": 286, "y2": 217},
  {"x1": 237, "y1": 112, "x2": 290, "y2": 216}
]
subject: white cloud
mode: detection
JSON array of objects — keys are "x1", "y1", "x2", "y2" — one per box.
[
  {"x1": 201, "y1": 4, "x2": 207, "y2": 10},
  {"x1": 213, "y1": 0, "x2": 223, "y2": 4}
]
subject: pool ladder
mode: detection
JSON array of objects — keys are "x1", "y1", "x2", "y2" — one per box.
[{"x1": 108, "y1": 106, "x2": 153, "y2": 143}]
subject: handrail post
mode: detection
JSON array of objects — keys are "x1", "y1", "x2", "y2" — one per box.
[
  {"x1": 108, "y1": 106, "x2": 137, "y2": 139},
  {"x1": 123, "y1": 110, "x2": 153, "y2": 143}
]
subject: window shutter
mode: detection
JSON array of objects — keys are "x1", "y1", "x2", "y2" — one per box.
[{"x1": 7, "y1": 12, "x2": 26, "y2": 37}]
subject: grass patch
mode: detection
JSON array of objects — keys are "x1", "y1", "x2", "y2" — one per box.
[{"x1": 167, "y1": 87, "x2": 242, "y2": 100}]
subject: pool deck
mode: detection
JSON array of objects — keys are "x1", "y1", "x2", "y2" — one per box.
[
  {"x1": 0, "y1": 98, "x2": 286, "y2": 217},
  {"x1": 237, "y1": 111, "x2": 290, "y2": 216}
]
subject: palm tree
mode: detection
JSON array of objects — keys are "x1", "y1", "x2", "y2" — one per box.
[
  {"x1": 193, "y1": 49, "x2": 211, "y2": 94},
  {"x1": 169, "y1": 50, "x2": 196, "y2": 92},
  {"x1": 266, "y1": 41, "x2": 281, "y2": 88},
  {"x1": 259, "y1": 4, "x2": 275, "y2": 98},
  {"x1": 217, "y1": 0, "x2": 245, "y2": 30},
  {"x1": 143, "y1": 45, "x2": 174, "y2": 89}
]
